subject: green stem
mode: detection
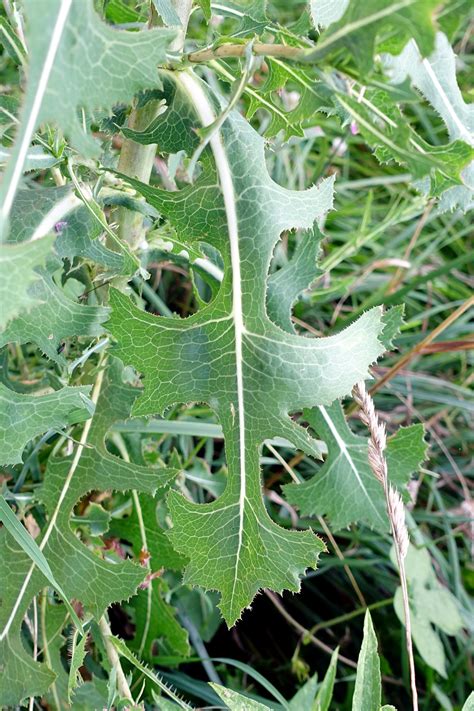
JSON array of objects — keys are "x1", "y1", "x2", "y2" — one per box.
[
  {"x1": 117, "y1": 98, "x2": 164, "y2": 249},
  {"x1": 116, "y1": 0, "x2": 192, "y2": 249},
  {"x1": 98, "y1": 615, "x2": 139, "y2": 707},
  {"x1": 309, "y1": 597, "x2": 394, "y2": 635},
  {"x1": 187, "y1": 42, "x2": 308, "y2": 64}
]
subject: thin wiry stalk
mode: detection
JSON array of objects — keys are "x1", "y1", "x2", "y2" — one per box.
[
  {"x1": 352, "y1": 381, "x2": 417, "y2": 711},
  {"x1": 266, "y1": 441, "x2": 367, "y2": 606},
  {"x1": 28, "y1": 596, "x2": 38, "y2": 711},
  {"x1": 98, "y1": 616, "x2": 137, "y2": 707},
  {"x1": 40, "y1": 592, "x2": 61, "y2": 711}
]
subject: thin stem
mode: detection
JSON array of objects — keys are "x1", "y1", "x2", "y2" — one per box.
[
  {"x1": 0, "y1": 355, "x2": 106, "y2": 642},
  {"x1": 369, "y1": 295, "x2": 474, "y2": 397},
  {"x1": 111, "y1": 433, "x2": 152, "y2": 659},
  {"x1": 117, "y1": 0, "x2": 192, "y2": 248},
  {"x1": 187, "y1": 43, "x2": 255, "y2": 180},
  {"x1": 352, "y1": 382, "x2": 418, "y2": 711},
  {"x1": 317, "y1": 515, "x2": 367, "y2": 608},
  {"x1": 98, "y1": 616, "x2": 138, "y2": 707},
  {"x1": 385, "y1": 200, "x2": 434, "y2": 294},
  {"x1": 264, "y1": 590, "x2": 358, "y2": 670},
  {"x1": 40, "y1": 592, "x2": 61, "y2": 711},
  {"x1": 309, "y1": 597, "x2": 393, "y2": 635},
  {"x1": 187, "y1": 42, "x2": 308, "y2": 63},
  {"x1": 266, "y1": 590, "x2": 401, "y2": 687},
  {"x1": 265, "y1": 442, "x2": 367, "y2": 608},
  {"x1": 398, "y1": 551, "x2": 417, "y2": 709}
]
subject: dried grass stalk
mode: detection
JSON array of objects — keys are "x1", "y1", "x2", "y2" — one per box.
[{"x1": 353, "y1": 381, "x2": 418, "y2": 711}]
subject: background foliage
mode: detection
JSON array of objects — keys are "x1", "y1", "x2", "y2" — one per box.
[{"x1": 0, "y1": 0, "x2": 472, "y2": 709}]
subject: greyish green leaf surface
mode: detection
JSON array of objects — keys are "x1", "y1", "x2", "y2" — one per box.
[
  {"x1": 0, "y1": 497, "x2": 82, "y2": 630},
  {"x1": 36, "y1": 359, "x2": 176, "y2": 617},
  {"x1": 1, "y1": 0, "x2": 470, "y2": 706},
  {"x1": 310, "y1": 0, "x2": 350, "y2": 29},
  {"x1": 0, "y1": 235, "x2": 54, "y2": 330},
  {"x1": 288, "y1": 674, "x2": 318, "y2": 710},
  {"x1": 0, "y1": 359, "x2": 176, "y2": 704},
  {"x1": 384, "y1": 31, "x2": 474, "y2": 212},
  {"x1": 284, "y1": 403, "x2": 427, "y2": 530},
  {"x1": 0, "y1": 145, "x2": 60, "y2": 171},
  {"x1": 0, "y1": 382, "x2": 93, "y2": 465},
  {"x1": 306, "y1": 0, "x2": 439, "y2": 72},
  {"x1": 266, "y1": 226, "x2": 323, "y2": 333},
  {"x1": 0, "y1": 0, "x2": 176, "y2": 235},
  {"x1": 335, "y1": 91, "x2": 473, "y2": 198},
  {"x1": 462, "y1": 693, "x2": 474, "y2": 711},
  {"x1": 10, "y1": 186, "x2": 124, "y2": 270},
  {"x1": 3, "y1": 0, "x2": 175, "y2": 156},
  {"x1": 393, "y1": 545, "x2": 463, "y2": 677},
  {"x1": 0, "y1": 266, "x2": 109, "y2": 364},
  {"x1": 108, "y1": 70, "x2": 390, "y2": 625}
]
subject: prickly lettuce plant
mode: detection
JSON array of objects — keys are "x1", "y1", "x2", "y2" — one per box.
[{"x1": 0, "y1": 0, "x2": 471, "y2": 708}]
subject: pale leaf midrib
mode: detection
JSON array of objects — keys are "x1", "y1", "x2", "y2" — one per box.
[
  {"x1": 177, "y1": 71, "x2": 247, "y2": 615},
  {"x1": 0, "y1": 0, "x2": 73, "y2": 224},
  {"x1": 318, "y1": 406, "x2": 384, "y2": 525}
]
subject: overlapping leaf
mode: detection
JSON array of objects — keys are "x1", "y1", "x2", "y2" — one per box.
[
  {"x1": 128, "y1": 578, "x2": 190, "y2": 661},
  {"x1": 0, "y1": 382, "x2": 93, "y2": 465},
  {"x1": 109, "y1": 491, "x2": 190, "y2": 661},
  {"x1": 0, "y1": 236, "x2": 54, "y2": 330},
  {"x1": 37, "y1": 359, "x2": 176, "y2": 616},
  {"x1": 109, "y1": 492, "x2": 186, "y2": 572},
  {"x1": 0, "y1": 265, "x2": 109, "y2": 364},
  {"x1": 266, "y1": 237, "x2": 420, "y2": 533},
  {"x1": 266, "y1": 226, "x2": 322, "y2": 333},
  {"x1": 307, "y1": 0, "x2": 439, "y2": 72},
  {"x1": 384, "y1": 32, "x2": 474, "y2": 212},
  {"x1": 3, "y1": 0, "x2": 175, "y2": 157},
  {"x1": 108, "y1": 70, "x2": 391, "y2": 625},
  {"x1": 0, "y1": 359, "x2": 176, "y2": 704},
  {"x1": 284, "y1": 403, "x2": 427, "y2": 530},
  {"x1": 244, "y1": 57, "x2": 330, "y2": 140},
  {"x1": 335, "y1": 90, "x2": 473, "y2": 198},
  {"x1": 10, "y1": 186, "x2": 124, "y2": 270}
]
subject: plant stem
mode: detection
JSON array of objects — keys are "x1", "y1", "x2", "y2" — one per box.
[
  {"x1": 385, "y1": 200, "x2": 434, "y2": 294},
  {"x1": 188, "y1": 42, "x2": 308, "y2": 63},
  {"x1": 309, "y1": 597, "x2": 393, "y2": 635},
  {"x1": 117, "y1": 98, "x2": 164, "y2": 250},
  {"x1": 265, "y1": 441, "x2": 367, "y2": 608},
  {"x1": 40, "y1": 592, "x2": 61, "y2": 711},
  {"x1": 266, "y1": 590, "x2": 402, "y2": 687},
  {"x1": 111, "y1": 433, "x2": 152, "y2": 659},
  {"x1": 98, "y1": 616, "x2": 138, "y2": 707},
  {"x1": 116, "y1": 0, "x2": 192, "y2": 249},
  {"x1": 352, "y1": 382, "x2": 418, "y2": 711},
  {"x1": 370, "y1": 295, "x2": 474, "y2": 397},
  {"x1": 264, "y1": 590, "x2": 358, "y2": 670}
]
